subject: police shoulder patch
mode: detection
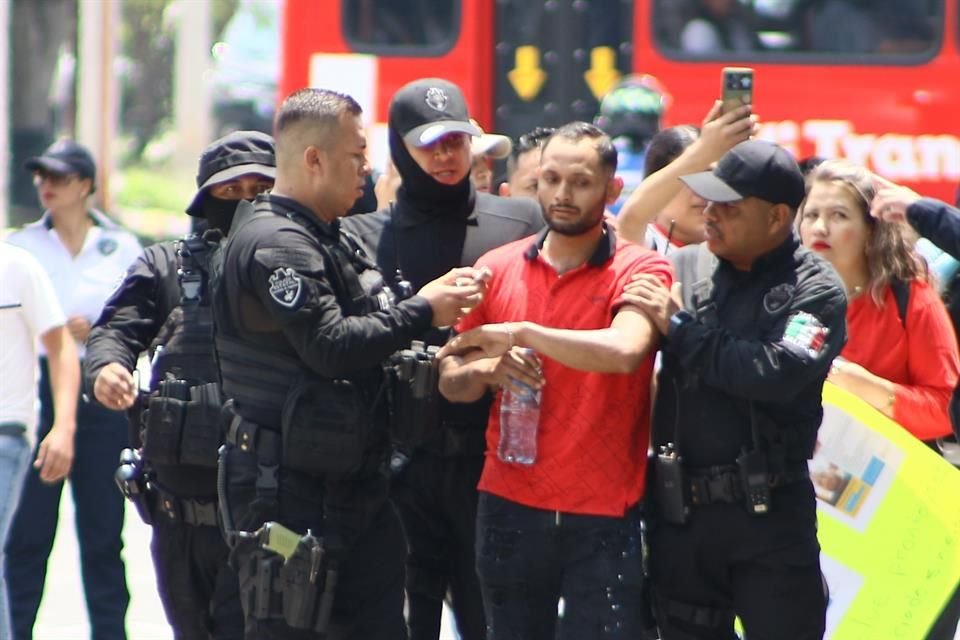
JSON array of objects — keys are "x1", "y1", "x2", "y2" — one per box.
[
  {"x1": 268, "y1": 267, "x2": 303, "y2": 309},
  {"x1": 763, "y1": 283, "x2": 795, "y2": 314},
  {"x1": 782, "y1": 311, "x2": 829, "y2": 358}
]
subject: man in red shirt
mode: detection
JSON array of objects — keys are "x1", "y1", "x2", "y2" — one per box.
[{"x1": 437, "y1": 122, "x2": 672, "y2": 638}]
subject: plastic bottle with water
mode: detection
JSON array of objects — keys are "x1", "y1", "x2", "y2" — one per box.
[{"x1": 498, "y1": 352, "x2": 541, "y2": 465}]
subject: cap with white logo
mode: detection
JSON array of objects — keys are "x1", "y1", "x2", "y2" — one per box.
[{"x1": 389, "y1": 78, "x2": 481, "y2": 148}]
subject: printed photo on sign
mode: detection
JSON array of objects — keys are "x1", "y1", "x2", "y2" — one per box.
[
  {"x1": 811, "y1": 403, "x2": 904, "y2": 531},
  {"x1": 815, "y1": 383, "x2": 960, "y2": 640}
]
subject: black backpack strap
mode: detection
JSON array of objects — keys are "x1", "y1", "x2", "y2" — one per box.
[{"x1": 890, "y1": 278, "x2": 910, "y2": 328}]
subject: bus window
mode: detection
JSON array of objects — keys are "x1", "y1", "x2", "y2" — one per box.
[
  {"x1": 343, "y1": 0, "x2": 460, "y2": 53},
  {"x1": 653, "y1": 0, "x2": 942, "y2": 59}
]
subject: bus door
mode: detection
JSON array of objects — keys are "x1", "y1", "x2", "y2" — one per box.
[{"x1": 492, "y1": 0, "x2": 636, "y2": 142}]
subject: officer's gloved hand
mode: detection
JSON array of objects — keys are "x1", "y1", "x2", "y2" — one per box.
[{"x1": 417, "y1": 266, "x2": 492, "y2": 327}]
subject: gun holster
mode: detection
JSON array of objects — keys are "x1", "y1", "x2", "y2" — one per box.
[
  {"x1": 386, "y1": 341, "x2": 441, "y2": 451},
  {"x1": 236, "y1": 526, "x2": 339, "y2": 635},
  {"x1": 278, "y1": 533, "x2": 338, "y2": 633},
  {"x1": 114, "y1": 448, "x2": 154, "y2": 525}
]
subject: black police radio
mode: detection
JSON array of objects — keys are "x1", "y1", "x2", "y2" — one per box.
[
  {"x1": 736, "y1": 448, "x2": 772, "y2": 515},
  {"x1": 653, "y1": 443, "x2": 689, "y2": 525}
]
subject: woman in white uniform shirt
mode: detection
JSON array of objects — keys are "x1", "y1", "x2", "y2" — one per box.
[{"x1": 5, "y1": 140, "x2": 141, "y2": 640}]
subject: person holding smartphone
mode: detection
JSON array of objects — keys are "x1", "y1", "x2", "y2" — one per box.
[{"x1": 615, "y1": 99, "x2": 755, "y2": 248}]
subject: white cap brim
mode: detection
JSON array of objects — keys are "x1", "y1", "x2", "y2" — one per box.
[{"x1": 471, "y1": 134, "x2": 512, "y2": 159}]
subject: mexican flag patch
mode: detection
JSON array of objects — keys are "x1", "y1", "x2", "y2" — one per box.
[{"x1": 782, "y1": 311, "x2": 829, "y2": 358}]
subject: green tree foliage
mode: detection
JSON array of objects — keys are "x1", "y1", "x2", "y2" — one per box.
[{"x1": 119, "y1": 0, "x2": 239, "y2": 159}]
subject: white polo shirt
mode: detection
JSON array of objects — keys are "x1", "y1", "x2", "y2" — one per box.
[
  {"x1": 6, "y1": 209, "x2": 142, "y2": 358},
  {"x1": 0, "y1": 242, "x2": 67, "y2": 441}
]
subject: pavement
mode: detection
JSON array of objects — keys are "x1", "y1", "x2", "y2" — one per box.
[
  {"x1": 34, "y1": 495, "x2": 171, "y2": 640},
  {"x1": 33, "y1": 488, "x2": 458, "y2": 639},
  {"x1": 32, "y1": 489, "x2": 959, "y2": 639}
]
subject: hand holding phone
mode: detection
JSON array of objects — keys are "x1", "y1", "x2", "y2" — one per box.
[{"x1": 721, "y1": 67, "x2": 754, "y2": 114}]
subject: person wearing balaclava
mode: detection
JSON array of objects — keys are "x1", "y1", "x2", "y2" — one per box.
[
  {"x1": 84, "y1": 131, "x2": 276, "y2": 640},
  {"x1": 344, "y1": 79, "x2": 543, "y2": 640}
]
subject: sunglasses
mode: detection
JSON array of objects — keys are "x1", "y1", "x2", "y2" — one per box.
[{"x1": 33, "y1": 172, "x2": 79, "y2": 187}]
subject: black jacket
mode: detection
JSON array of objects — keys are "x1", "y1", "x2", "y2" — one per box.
[
  {"x1": 654, "y1": 236, "x2": 848, "y2": 468},
  {"x1": 343, "y1": 192, "x2": 543, "y2": 437},
  {"x1": 213, "y1": 194, "x2": 434, "y2": 430},
  {"x1": 343, "y1": 192, "x2": 543, "y2": 292},
  {"x1": 908, "y1": 197, "x2": 960, "y2": 259},
  {"x1": 907, "y1": 197, "x2": 960, "y2": 342}
]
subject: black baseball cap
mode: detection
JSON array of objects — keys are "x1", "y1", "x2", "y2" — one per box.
[
  {"x1": 390, "y1": 78, "x2": 481, "y2": 148},
  {"x1": 25, "y1": 140, "x2": 97, "y2": 187},
  {"x1": 186, "y1": 130, "x2": 276, "y2": 216},
  {"x1": 680, "y1": 140, "x2": 806, "y2": 210}
]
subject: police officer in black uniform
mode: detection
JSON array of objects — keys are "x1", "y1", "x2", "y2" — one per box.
[
  {"x1": 85, "y1": 131, "x2": 276, "y2": 640},
  {"x1": 212, "y1": 88, "x2": 487, "y2": 640},
  {"x1": 343, "y1": 78, "x2": 542, "y2": 640},
  {"x1": 624, "y1": 140, "x2": 848, "y2": 640}
]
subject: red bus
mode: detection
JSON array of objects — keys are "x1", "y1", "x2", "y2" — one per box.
[{"x1": 281, "y1": 0, "x2": 960, "y2": 202}]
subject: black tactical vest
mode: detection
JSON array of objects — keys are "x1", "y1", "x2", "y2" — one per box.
[
  {"x1": 141, "y1": 234, "x2": 224, "y2": 470},
  {"x1": 213, "y1": 203, "x2": 394, "y2": 430}
]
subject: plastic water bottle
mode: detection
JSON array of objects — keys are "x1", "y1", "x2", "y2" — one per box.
[{"x1": 498, "y1": 357, "x2": 541, "y2": 465}]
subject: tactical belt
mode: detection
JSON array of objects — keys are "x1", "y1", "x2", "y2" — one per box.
[
  {"x1": 226, "y1": 415, "x2": 281, "y2": 503},
  {"x1": 686, "y1": 463, "x2": 809, "y2": 506},
  {"x1": 151, "y1": 486, "x2": 218, "y2": 527},
  {"x1": 226, "y1": 414, "x2": 385, "y2": 544},
  {"x1": 655, "y1": 592, "x2": 732, "y2": 629}
]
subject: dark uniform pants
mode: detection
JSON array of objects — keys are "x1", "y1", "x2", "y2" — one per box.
[
  {"x1": 6, "y1": 360, "x2": 129, "y2": 640},
  {"x1": 223, "y1": 443, "x2": 407, "y2": 640},
  {"x1": 151, "y1": 518, "x2": 244, "y2": 640},
  {"x1": 391, "y1": 450, "x2": 485, "y2": 640},
  {"x1": 475, "y1": 492, "x2": 651, "y2": 640},
  {"x1": 649, "y1": 481, "x2": 826, "y2": 640}
]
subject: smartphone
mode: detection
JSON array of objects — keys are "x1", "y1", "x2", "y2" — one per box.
[{"x1": 721, "y1": 67, "x2": 754, "y2": 114}]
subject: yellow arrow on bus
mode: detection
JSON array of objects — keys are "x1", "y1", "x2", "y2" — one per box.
[
  {"x1": 584, "y1": 46, "x2": 621, "y2": 99},
  {"x1": 508, "y1": 45, "x2": 547, "y2": 102}
]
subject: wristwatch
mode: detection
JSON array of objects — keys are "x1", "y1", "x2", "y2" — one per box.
[{"x1": 668, "y1": 310, "x2": 694, "y2": 337}]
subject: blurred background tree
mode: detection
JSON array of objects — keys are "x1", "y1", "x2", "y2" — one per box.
[{"x1": 6, "y1": 0, "x2": 240, "y2": 228}]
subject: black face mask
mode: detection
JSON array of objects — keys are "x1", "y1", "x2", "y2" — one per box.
[
  {"x1": 198, "y1": 196, "x2": 241, "y2": 234},
  {"x1": 389, "y1": 127, "x2": 475, "y2": 219}
]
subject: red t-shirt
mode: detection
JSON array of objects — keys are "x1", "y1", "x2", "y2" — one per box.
[
  {"x1": 457, "y1": 229, "x2": 673, "y2": 516},
  {"x1": 843, "y1": 278, "x2": 959, "y2": 440}
]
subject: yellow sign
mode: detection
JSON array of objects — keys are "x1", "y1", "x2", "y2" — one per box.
[
  {"x1": 814, "y1": 383, "x2": 960, "y2": 639},
  {"x1": 507, "y1": 45, "x2": 547, "y2": 102},
  {"x1": 583, "y1": 46, "x2": 621, "y2": 100}
]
